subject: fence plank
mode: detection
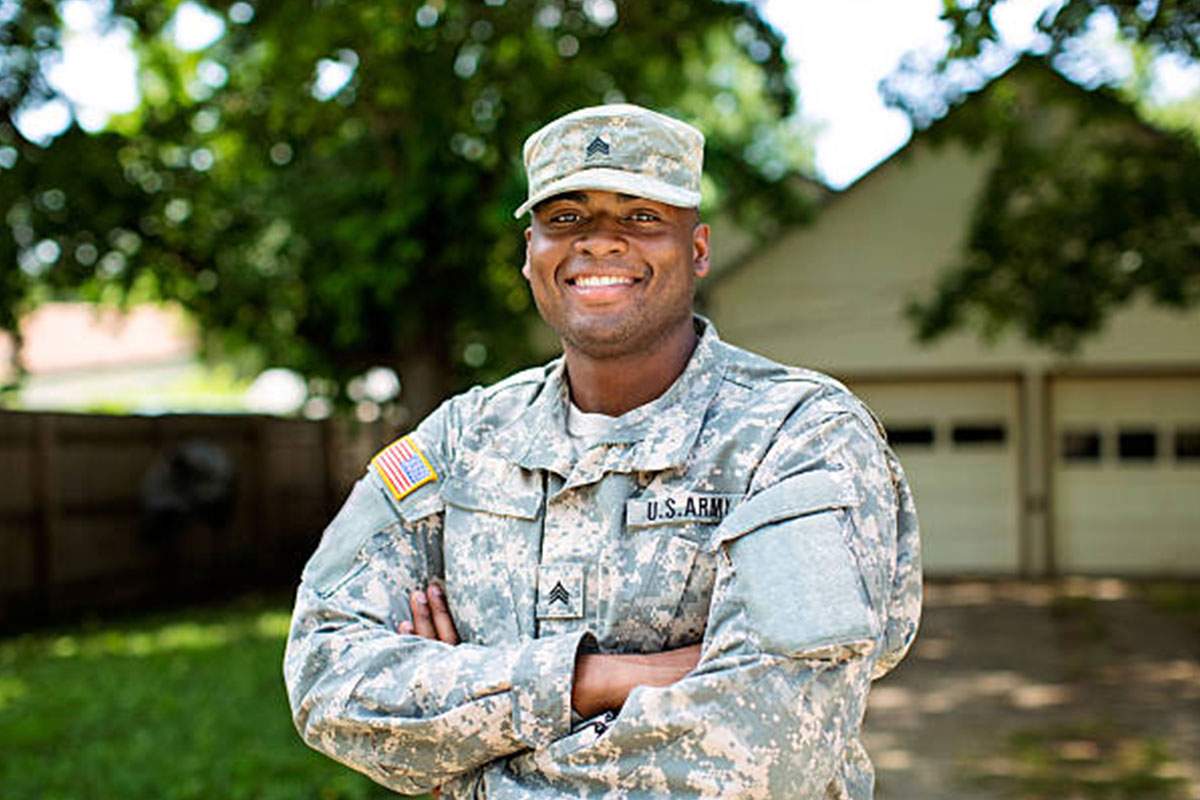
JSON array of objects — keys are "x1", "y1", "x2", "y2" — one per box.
[
  {"x1": 31, "y1": 415, "x2": 60, "y2": 617},
  {"x1": 1, "y1": 409, "x2": 404, "y2": 629}
]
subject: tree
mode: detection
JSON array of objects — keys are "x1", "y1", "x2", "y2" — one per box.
[
  {"x1": 1, "y1": 0, "x2": 812, "y2": 416},
  {"x1": 883, "y1": 0, "x2": 1200, "y2": 352}
]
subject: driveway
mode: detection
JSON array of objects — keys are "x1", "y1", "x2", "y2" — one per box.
[{"x1": 865, "y1": 579, "x2": 1200, "y2": 800}]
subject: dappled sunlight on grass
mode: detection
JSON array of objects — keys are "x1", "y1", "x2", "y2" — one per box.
[
  {"x1": 0, "y1": 676, "x2": 27, "y2": 711},
  {"x1": 13, "y1": 609, "x2": 296, "y2": 661},
  {"x1": 256, "y1": 609, "x2": 293, "y2": 638},
  {"x1": 0, "y1": 597, "x2": 398, "y2": 800},
  {"x1": 47, "y1": 623, "x2": 233, "y2": 659}
]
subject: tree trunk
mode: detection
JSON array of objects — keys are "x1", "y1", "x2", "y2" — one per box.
[{"x1": 398, "y1": 342, "x2": 454, "y2": 426}]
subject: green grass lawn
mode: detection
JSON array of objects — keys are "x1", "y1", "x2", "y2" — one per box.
[{"x1": 0, "y1": 595, "x2": 420, "y2": 800}]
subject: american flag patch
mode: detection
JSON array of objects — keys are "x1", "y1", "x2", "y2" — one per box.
[{"x1": 371, "y1": 435, "x2": 438, "y2": 502}]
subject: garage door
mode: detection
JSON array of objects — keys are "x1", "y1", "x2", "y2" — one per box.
[
  {"x1": 1052, "y1": 377, "x2": 1200, "y2": 574},
  {"x1": 848, "y1": 379, "x2": 1022, "y2": 574}
]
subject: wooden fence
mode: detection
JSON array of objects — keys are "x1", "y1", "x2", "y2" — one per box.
[{"x1": 0, "y1": 409, "x2": 392, "y2": 630}]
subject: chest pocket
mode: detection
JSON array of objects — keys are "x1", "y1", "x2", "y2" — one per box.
[
  {"x1": 440, "y1": 471, "x2": 543, "y2": 645},
  {"x1": 596, "y1": 493, "x2": 734, "y2": 653}
]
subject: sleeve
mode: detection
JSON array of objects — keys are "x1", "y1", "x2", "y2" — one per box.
[
  {"x1": 506, "y1": 409, "x2": 919, "y2": 797},
  {"x1": 282, "y1": 402, "x2": 594, "y2": 796}
]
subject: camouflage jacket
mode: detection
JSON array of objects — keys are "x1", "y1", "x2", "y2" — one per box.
[{"x1": 284, "y1": 319, "x2": 922, "y2": 798}]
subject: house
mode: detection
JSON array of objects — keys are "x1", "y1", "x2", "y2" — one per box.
[
  {"x1": 704, "y1": 60, "x2": 1200, "y2": 576},
  {"x1": 0, "y1": 303, "x2": 200, "y2": 412}
]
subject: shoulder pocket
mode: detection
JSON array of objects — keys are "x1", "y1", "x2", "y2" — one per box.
[
  {"x1": 301, "y1": 476, "x2": 397, "y2": 598},
  {"x1": 714, "y1": 470, "x2": 877, "y2": 658}
]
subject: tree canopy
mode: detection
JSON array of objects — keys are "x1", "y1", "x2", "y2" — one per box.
[
  {"x1": 885, "y1": 0, "x2": 1200, "y2": 352},
  {"x1": 1, "y1": 0, "x2": 811, "y2": 416}
]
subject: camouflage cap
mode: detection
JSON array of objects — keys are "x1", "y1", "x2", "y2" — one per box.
[{"x1": 514, "y1": 104, "x2": 704, "y2": 218}]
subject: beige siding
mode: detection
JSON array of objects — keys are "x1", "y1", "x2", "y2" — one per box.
[{"x1": 706, "y1": 140, "x2": 1200, "y2": 372}]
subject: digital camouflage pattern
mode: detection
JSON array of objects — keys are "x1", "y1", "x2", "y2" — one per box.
[
  {"x1": 284, "y1": 318, "x2": 922, "y2": 798},
  {"x1": 514, "y1": 104, "x2": 705, "y2": 217}
]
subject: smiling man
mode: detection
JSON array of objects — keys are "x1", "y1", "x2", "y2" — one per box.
[{"x1": 284, "y1": 104, "x2": 922, "y2": 798}]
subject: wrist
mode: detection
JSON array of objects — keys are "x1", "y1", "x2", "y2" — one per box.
[{"x1": 572, "y1": 652, "x2": 628, "y2": 718}]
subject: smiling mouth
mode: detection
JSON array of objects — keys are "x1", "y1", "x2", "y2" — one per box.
[{"x1": 567, "y1": 275, "x2": 642, "y2": 288}]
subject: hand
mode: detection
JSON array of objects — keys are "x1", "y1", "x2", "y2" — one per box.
[
  {"x1": 572, "y1": 643, "x2": 702, "y2": 719},
  {"x1": 397, "y1": 584, "x2": 700, "y2": 720},
  {"x1": 398, "y1": 583, "x2": 459, "y2": 645},
  {"x1": 397, "y1": 585, "x2": 455, "y2": 799}
]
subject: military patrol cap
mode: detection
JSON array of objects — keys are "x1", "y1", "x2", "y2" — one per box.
[{"x1": 514, "y1": 103, "x2": 704, "y2": 218}]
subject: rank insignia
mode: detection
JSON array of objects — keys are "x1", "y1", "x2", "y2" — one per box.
[
  {"x1": 585, "y1": 136, "x2": 610, "y2": 158},
  {"x1": 372, "y1": 435, "x2": 437, "y2": 502},
  {"x1": 547, "y1": 581, "x2": 571, "y2": 606},
  {"x1": 536, "y1": 563, "x2": 585, "y2": 619}
]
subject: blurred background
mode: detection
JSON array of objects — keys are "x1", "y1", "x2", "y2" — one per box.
[{"x1": 1, "y1": 0, "x2": 1198, "y2": 798}]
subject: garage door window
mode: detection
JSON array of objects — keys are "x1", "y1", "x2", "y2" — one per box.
[
  {"x1": 952, "y1": 423, "x2": 1006, "y2": 446},
  {"x1": 1117, "y1": 429, "x2": 1157, "y2": 462},
  {"x1": 886, "y1": 424, "x2": 935, "y2": 448},
  {"x1": 1061, "y1": 430, "x2": 1101, "y2": 462},
  {"x1": 1176, "y1": 429, "x2": 1200, "y2": 462}
]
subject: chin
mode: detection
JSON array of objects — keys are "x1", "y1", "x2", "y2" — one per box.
[
  {"x1": 559, "y1": 316, "x2": 641, "y2": 356},
  {"x1": 562, "y1": 316, "x2": 683, "y2": 360}
]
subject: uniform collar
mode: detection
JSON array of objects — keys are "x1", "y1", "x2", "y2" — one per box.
[
  {"x1": 492, "y1": 317, "x2": 726, "y2": 478},
  {"x1": 493, "y1": 359, "x2": 576, "y2": 477}
]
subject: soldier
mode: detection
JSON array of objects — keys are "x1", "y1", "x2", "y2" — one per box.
[{"x1": 284, "y1": 104, "x2": 922, "y2": 798}]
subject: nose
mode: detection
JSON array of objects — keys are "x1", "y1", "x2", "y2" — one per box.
[{"x1": 573, "y1": 219, "x2": 627, "y2": 258}]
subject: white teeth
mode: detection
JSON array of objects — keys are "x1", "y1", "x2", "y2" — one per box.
[{"x1": 575, "y1": 275, "x2": 634, "y2": 287}]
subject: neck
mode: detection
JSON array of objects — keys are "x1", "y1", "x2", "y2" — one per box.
[{"x1": 564, "y1": 319, "x2": 699, "y2": 416}]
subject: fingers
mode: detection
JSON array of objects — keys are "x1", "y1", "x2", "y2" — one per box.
[
  {"x1": 409, "y1": 590, "x2": 437, "y2": 639},
  {"x1": 401, "y1": 586, "x2": 459, "y2": 645},
  {"x1": 427, "y1": 584, "x2": 460, "y2": 645}
]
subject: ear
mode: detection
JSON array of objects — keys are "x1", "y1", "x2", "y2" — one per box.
[
  {"x1": 692, "y1": 222, "x2": 711, "y2": 279},
  {"x1": 522, "y1": 227, "x2": 532, "y2": 281}
]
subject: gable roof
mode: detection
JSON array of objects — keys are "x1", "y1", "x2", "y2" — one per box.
[{"x1": 703, "y1": 54, "x2": 1185, "y2": 292}]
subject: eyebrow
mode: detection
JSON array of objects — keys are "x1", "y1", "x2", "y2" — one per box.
[
  {"x1": 544, "y1": 191, "x2": 588, "y2": 204},
  {"x1": 542, "y1": 191, "x2": 653, "y2": 205}
]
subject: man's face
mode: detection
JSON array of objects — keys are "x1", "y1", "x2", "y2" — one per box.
[{"x1": 523, "y1": 190, "x2": 710, "y2": 359}]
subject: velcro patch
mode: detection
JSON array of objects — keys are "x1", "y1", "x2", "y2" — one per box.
[{"x1": 372, "y1": 435, "x2": 437, "y2": 502}]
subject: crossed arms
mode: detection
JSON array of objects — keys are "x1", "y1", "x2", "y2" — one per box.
[
  {"x1": 283, "y1": 412, "x2": 914, "y2": 797},
  {"x1": 402, "y1": 582, "x2": 702, "y2": 720}
]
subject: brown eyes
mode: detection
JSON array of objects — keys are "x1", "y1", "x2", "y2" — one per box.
[{"x1": 546, "y1": 211, "x2": 660, "y2": 225}]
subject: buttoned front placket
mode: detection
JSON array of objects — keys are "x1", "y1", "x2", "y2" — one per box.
[{"x1": 489, "y1": 321, "x2": 730, "y2": 651}]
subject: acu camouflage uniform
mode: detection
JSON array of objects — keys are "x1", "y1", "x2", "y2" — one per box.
[{"x1": 284, "y1": 318, "x2": 922, "y2": 799}]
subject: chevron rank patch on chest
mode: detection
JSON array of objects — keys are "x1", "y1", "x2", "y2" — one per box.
[
  {"x1": 371, "y1": 435, "x2": 437, "y2": 502},
  {"x1": 536, "y1": 563, "x2": 585, "y2": 620}
]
